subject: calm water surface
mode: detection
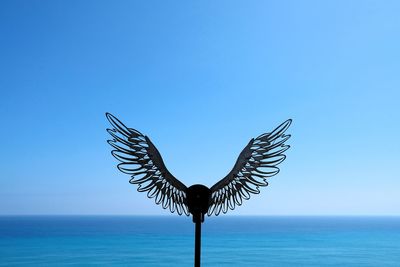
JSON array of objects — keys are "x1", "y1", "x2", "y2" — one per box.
[{"x1": 0, "y1": 216, "x2": 399, "y2": 266}]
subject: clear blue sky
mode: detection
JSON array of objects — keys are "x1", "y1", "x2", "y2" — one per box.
[{"x1": 1, "y1": 0, "x2": 399, "y2": 215}]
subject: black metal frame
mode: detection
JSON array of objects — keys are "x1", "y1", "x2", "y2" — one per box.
[{"x1": 106, "y1": 112, "x2": 291, "y2": 266}]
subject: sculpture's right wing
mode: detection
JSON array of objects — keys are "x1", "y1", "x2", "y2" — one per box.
[
  {"x1": 208, "y1": 119, "x2": 292, "y2": 216},
  {"x1": 106, "y1": 113, "x2": 189, "y2": 215}
]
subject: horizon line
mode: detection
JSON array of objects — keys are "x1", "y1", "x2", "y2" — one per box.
[{"x1": 1, "y1": 214, "x2": 400, "y2": 217}]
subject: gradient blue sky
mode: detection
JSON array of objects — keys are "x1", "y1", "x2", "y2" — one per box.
[{"x1": 1, "y1": 1, "x2": 399, "y2": 215}]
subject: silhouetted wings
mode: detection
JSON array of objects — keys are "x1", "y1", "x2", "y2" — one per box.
[
  {"x1": 208, "y1": 119, "x2": 292, "y2": 216},
  {"x1": 106, "y1": 113, "x2": 189, "y2": 215}
]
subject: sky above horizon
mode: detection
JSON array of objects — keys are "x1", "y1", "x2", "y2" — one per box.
[{"x1": 1, "y1": 0, "x2": 399, "y2": 216}]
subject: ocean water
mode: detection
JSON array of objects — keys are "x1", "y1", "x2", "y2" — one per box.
[{"x1": 0, "y1": 216, "x2": 399, "y2": 266}]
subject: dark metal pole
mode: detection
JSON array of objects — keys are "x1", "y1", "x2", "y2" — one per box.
[{"x1": 194, "y1": 220, "x2": 201, "y2": 267}]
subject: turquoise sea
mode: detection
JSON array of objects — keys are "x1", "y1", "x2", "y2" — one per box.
[{"x1": 0, "y1": 216, "x2": 399, "y2": 266}]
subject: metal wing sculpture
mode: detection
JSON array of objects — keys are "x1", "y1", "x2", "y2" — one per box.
[
  {"x1": 106, "y1": 112, "x2": 291, "y2": 267},
  {"x1": 207, "y1": 120, "x2": 291, "y2": 216},
  {"x1": 106, "y1": 113, "x2": 189, "y2": 215}
]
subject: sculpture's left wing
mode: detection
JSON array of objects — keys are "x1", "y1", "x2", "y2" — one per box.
[
  {"x1": 106, "y1": 113, "x2": 189, "y2": 215},
  {"x1": 208, "y1": 119, "x2": 292, "y2": 216}
]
